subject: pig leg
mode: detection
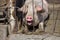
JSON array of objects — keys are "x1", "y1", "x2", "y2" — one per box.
[
  {"x1": 35, "y1": 22, "x2": 44, "y2": 33},
  {"x1": 39, "y1": 22, "x2": 44, "y2": 31},
  {"x1": 36, "y1": 22, "x2": 44, "y2": 32},
  {"x1": 17, "y1": 21, "x2": 23, "y2": 33},
  {"x1": 24, "y1": 25, "x2": 29, "y2": 33}
]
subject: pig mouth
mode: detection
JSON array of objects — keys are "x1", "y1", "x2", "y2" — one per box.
[{"x1": 27, "y1": 21, "x2": 33, "y2": 25}]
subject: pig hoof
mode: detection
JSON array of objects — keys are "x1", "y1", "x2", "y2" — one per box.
[
  {"x1": 17, "y1": 30, "x2": 23, "y2": 33},
  {"x1": 26, "y1": 32, "x2": 32, "y2": 35},
  {"x1": 33, "y1": 32, "x2": 39, "y2": 35},
  {"x1": 24, "y1": 29, "x2": 29, "y2": 34},
  {"x1": 40, "y1": 29, "x2": 45, "y2": 32},
  {"x1": 35, "y1": 29, "x2": 40, "y2": 33},
  {"x1": 35, "y1": 29, "x2": 44, "y2": 33}
]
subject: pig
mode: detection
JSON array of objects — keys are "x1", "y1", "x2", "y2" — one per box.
[{"x1": 18, "y1": 0, "x2": 49, "y2": 33}]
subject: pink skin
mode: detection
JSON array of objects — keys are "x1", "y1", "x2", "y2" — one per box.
[
  {"x1": 36, "y1": 6, "x2": 42, "y2": 11},
  {"x1": 26, "y1": 16, "x2": 33, "y2": 25},
  {"x1": 26, "y1": 16, "x2": 33, "y2": 21}
]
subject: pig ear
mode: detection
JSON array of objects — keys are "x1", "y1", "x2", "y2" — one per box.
[
  {"x1": 36, "y1": 6, "x2": 43, "y2": 11},
  {"x1": 37, "y1": 9, "x2": 45, "y2": 13},
  {"x1": 22, "y1": 5, "x2": 28, "y2": 13}
]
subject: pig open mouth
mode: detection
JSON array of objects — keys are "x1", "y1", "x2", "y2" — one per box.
[
  {"x1": 27, "y1": 21, "x2": 33, "y2": 25},
  {"x1": 26, "y1": 16, "x2": 33, "y2": 25}
]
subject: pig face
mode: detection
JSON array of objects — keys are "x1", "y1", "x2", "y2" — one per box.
[
  {"x1": 24, "y1": 3, "x2": 42, "y2": 26},
  {"x1": 25, "y1": 3, "x2": 34, "y2": 26},
  {"x1": 25, "y1": 4, "x2": 41, "y2": 25},
  {"x1": 22, "y1": 0, "x2": 48, "y2": 26}
]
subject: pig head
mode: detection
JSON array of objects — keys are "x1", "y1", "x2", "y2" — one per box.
[
  {"x1": 22, "y1": 0, "x2": 48, "y2": 26},
  {"x1": 18, "y1": 0, "x2": 49, "y2": 32}
]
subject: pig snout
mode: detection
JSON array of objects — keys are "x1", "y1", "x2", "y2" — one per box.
[
  {"x1": 26, "y1": 16, "x2": 33, "y2": 25},
  {"x1": 26, "y1": 16, "x2": 33, "y2": 21}
]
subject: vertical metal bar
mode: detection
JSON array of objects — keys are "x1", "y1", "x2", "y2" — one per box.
[
  {"x1": 42, "y1": 0, "x2": 43, "y2": 9},
  {"x1": 53, "y1": 10, "x2": 59, "y2": 33},
  {"x1": 53, "y1": 0, "x2": 55, "y2": 33},
  {"x1": 32, "y1": 0, "x2": 35, "y2": 32},
  {"x1": 15, "y1": 0, "x2": 18, "y2": 32},
  {"x1": 52, "y1": 0, "x2": 58, "y2": 34},
  {"x1": 22, "y1": 0, "x2": 25, "y2": 32}
]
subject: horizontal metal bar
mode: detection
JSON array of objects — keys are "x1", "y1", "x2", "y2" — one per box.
[{"x1": 0, "y1": 18, "x2": 6, "y2": 20}]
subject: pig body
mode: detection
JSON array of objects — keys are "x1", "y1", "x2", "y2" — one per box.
[{"x1": 20, "y1": 0, "x2": 49, "y2": 32}]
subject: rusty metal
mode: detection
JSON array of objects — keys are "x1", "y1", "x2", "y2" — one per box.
[
  {"x1": 0, "y1": 0, "x2": 60, "y2": 34},
  {"x1": 31, "y1": 0, "x2": 35, "y2": 32},
  {"x1": 52, "y1": 0, "x2": 55, "y2": 34}
]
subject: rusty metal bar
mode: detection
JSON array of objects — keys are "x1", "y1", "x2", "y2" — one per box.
[
  {"x1": 53, "y1": 10, "x2": 59, "y2": 33},
  {"x1": 32, "y1": 0, "x2": 35, "y2": 32},
  {"x1": 22, "y1": 0, "x2": 25, "y2": 32},
  {"x1": 52, "y1": 0, "x2": 58, "y2": 34}
]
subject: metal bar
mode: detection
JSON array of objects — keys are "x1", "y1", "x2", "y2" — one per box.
[
  {"x1": 53, "y1": 10, "x2": 59, "y2": 33},
  {"x1": 52, "y1": 0, "x2": 55, "y2": 34},
  {"x1": 42, "y1": 0, "x2": 43, "y2": 9},
  {"x1": 52, "y1": 0, "x2": 58, "y2": 34},
  {"x1": 0, "y1": 18, "x2": 6, "y2": 20},
  {"x1": 32, "y1": 0, "x2": 35, "y2": 32},
  {"x1": 22, "y1": 0, "x2": 25, "y2": 32}
]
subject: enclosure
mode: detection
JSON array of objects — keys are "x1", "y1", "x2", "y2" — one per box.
[{"x1": 0, "y1": 0, "x2": 60, "y2": 40}]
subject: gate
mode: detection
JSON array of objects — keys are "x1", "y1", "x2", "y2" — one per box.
[
  {"x1": 45, "y1": 0, "x2": 60, "y2": 36},
  {"x1": 16, "y1": 0, "x2": 60, "y2": 35},
  {"x1": 0, "y1": 0, "x2": 60, "y2": 36}
]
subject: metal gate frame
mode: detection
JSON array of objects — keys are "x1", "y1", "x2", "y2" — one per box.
[{"x1": 0, "y1": 0, "x2": 60, "y2": 35}]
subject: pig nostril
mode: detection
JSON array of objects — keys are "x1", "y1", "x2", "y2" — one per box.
[
  {"x1": 27, "y1": 17, "x2": 29, "y2": 19},
  {"x1": 30, "y1": 17, "x2": 32, "y2": 19},
  {"x1": 27, "y1": 17, "x2": 32, "y2": 19}
]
